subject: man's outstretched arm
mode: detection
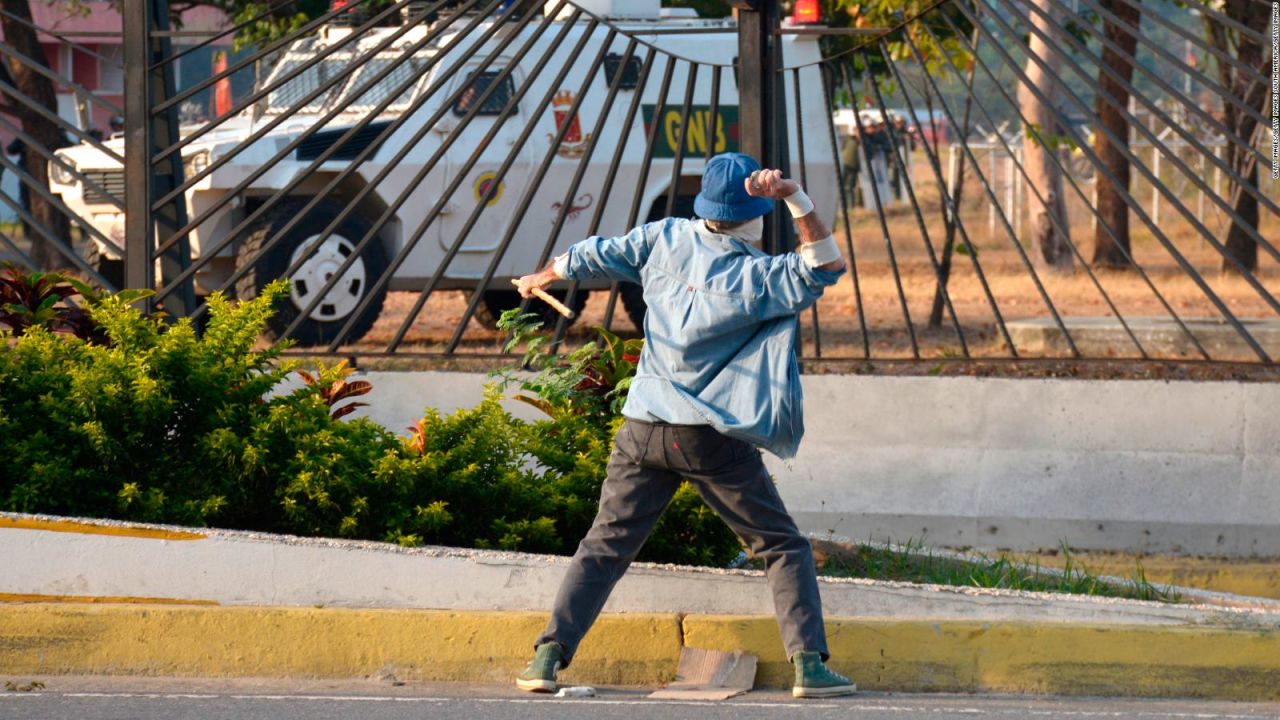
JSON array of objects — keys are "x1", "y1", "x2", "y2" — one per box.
[
  {"x1": 745, "y1": 168, "x2": 846, "y2": 273},
  {"x1": 515, "y1": 223, "x2": 656, "y2": 300}
]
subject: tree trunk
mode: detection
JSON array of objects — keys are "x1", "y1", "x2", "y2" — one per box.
[
  {"x1": 1207, "y1": 0, "x2": 1268, "y2": 274},
  {"x1": 1091, "y1": 0, "x2": 1141, "y2": 269},
  {"x1": 930, "y1": 17, "x2": 980, "y2": 328},
  {"x1": 1015, "y1": 0, "x2": 1073, "y2": 271},
  {"x1": 0, "y1": 0, "x2": 71, "y2": 271}
]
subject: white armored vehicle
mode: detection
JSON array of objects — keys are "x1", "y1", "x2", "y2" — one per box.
[{"x1": 52, "y1": 0, "x2": 837, "y2": 343}]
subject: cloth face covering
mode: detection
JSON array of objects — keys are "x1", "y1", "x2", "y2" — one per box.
[{"x1": 731, "y1": 216, "x2": 764, "y2": 246}]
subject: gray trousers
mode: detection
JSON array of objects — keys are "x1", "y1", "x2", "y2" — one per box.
[{"x1": 536, "y1": 418, "x2": 829, "y2": 666}]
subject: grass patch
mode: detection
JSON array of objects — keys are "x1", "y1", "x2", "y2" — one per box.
[{"x1": 805, "y1": 539, "x2": 1182, "y2": 603}]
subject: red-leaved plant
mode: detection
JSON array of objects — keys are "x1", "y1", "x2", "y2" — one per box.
[
  {"x1": 295, "y1": 359, "x2": 373, "y2": 420},
  {"x1": 0, "y1": 264, "x2": 152, "y2": 344}
]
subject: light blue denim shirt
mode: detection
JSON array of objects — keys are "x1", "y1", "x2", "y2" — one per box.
[{"x1": 559, "y1": 217, "x2": 845, "y2": 459}]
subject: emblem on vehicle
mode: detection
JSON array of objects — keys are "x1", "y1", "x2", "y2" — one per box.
[
  {"x1": 551, "y1": 193, "x2": 594, "y2": 222},
  {"x1": 550, "y1": 90, "x2": 591, "y2": 158},
  {"x1": 474, "y1": 170, "x2": 503, "y2": 207}
]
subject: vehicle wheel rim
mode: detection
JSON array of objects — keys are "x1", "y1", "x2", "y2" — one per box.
[{"x1": 287, "y1": 235, "x2": 367, "y2": 322}]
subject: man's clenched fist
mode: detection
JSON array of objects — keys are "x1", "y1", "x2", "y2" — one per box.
[{"x1": 744, "y1": 168, "x2": 800, "y2": 200}]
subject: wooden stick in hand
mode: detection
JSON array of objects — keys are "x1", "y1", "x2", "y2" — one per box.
[{"x1": 511, "y1": 279, "x2": 576, "y2": 319}]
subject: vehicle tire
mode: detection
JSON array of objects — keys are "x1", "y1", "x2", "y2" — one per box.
[
  {"x1": 470, "y1": 288, "x2": 588, "y2": 331},
  {"x1": 235, "y1": 199, "x2": 388, "y2": 346},
  {"x1": 84, "y1": 242, "x2": 124, "y2": 291}
]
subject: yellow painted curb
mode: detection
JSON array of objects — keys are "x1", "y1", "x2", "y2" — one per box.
[
  {"x1": 0, "y1": 517, "x2": 205, "y2": 541},
  {"x1": 683, "y1": 615, "x2": 1280, "y2": 701},
  {"x1": 0, "y1": 594, "x2": 217, "y2": 606},
  {"x1": 0, "y1": 604, "x2": 681, "y2": 687},
  {"x1": 2, "y1": 604, "x2": 1278, "y2": 700},
  {"x1": 1021, "y1": 552, "x2": 1280, "y2": 601}
]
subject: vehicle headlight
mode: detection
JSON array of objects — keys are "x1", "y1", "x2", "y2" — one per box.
[
  {"x1": 50, "y1": 158, "x2": 76, "y2": 185},
  {"x1": 183, "y1": 149, "x2": 211, "y2": 178}
]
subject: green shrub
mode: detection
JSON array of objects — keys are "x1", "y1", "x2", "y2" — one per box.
[
  {"x1": 0, "y1": 286, "x2": 292, "y2": 524},
  {"x1": 0, "y1": 287, "x2": 741, "y2": 568}
]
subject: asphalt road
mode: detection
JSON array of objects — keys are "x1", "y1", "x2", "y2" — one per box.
[{"x1": 1, "y1": 677, "x2": 1277, "y2": 720}]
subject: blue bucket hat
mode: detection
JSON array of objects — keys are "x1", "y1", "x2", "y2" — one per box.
[{"x1": 693, "y1": 152, "x2": 775, "y2": 223}]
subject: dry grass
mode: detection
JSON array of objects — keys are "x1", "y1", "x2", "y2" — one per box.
[
  {"x1": 8, "y1": 147, "x2": 1276, "y2": 374},
  {"x1": 344, "y1": 151, "x2": 1279, "y2": 367}
]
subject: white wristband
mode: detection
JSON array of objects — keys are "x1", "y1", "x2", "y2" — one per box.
[
  {"x1": 798, "y1": 235, "x2": 841, "y2": 267},
  {"x1": 784, "y1": 190, "x2": 814, "y2": 218},
  {"x1": 552, "y1": 253, "x2": 569, "y2": 279}
]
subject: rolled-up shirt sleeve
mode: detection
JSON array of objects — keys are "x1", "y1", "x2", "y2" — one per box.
[
  {"x1": 560, "y1": 222, "x2": 659, "y2": 284},
  {"x1": 751, "y1": 251, "x2": 846, "y2": 319}
]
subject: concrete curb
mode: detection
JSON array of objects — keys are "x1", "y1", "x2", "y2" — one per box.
[
  {"x1": 4, "y1": 512, "x2": 1280, "y2": 700},
  {"x1": 2, "y1": 603, "x2": 1278, "y2": 701},
  {"x1": 7, "y1": 512, "x2": 1278, "y2": 627}
]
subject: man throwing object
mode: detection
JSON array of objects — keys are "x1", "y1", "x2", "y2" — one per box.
[{"x1": 513, "y1": 153, "x2": 853, "y2": 699}]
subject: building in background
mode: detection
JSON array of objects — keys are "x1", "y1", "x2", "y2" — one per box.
[{"x1": 0, "y1": 1, "x2": 255, "y2": 221}]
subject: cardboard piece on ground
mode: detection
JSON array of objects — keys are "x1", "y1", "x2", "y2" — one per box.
[{"x1": 647, "y1": 647, "x2": 757, "y2": 701}]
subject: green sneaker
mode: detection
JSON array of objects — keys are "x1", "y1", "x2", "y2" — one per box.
[
  {"x1": 791, "y1": 651, "x2": 857, "y2": 698},
  {"x1": 516, "y1": 642, "x2": 565, "y2": 692}
]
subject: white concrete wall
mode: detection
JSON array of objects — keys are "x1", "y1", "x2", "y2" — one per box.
[{"x1": 344, "y1": 372, "x2": 1280, "y2": 557}]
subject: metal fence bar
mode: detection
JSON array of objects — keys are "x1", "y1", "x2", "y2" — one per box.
[
  {"x1": 147, "y1": 0, "x2": 198, "y2": 317},
  {"x1": 895, "y1": 32, "x2": 1083, "y2": 358},
  {"x1": 930, "y1": 8, "x2": 1209, "y2": 359},
  {"x1": 863, "y1": 49, "x2": 1018, "y2": 357},
  {"x1": 820, "y1": 63, "x2": 871, "y2": 358},
  {"x1": 152, "y1": 0, "x2": 434, "y2": 206},
  {"x1": 0, "y1": 7, "x2": 120, "y2": 65},
  {"x1": 704, "y1": 65, "x2": 721, "y2": 165},
  {"x1": 151, "y1": 0, "x2": 413, "y2": 169},
  {"x1": 382, "y1": 17, "x2": 608, "y2": 352},
  {"x1": 592, "y1": 49, "x2": 661, "y2": 335},
  {"x1": 953, "y1": 0, "x2": 1271, "y2": 361},
  {"x1": 152, "y1": 0, "x2": 386, "y2": 116},
  {"x1": 1101, "y1": 0, "x2": 1270, "y2": 77},
  {"x1": 545, "y1": 38, "x2": 643, "y2": 349},
  {"x1": 660, "y1": 62, "x2": 698, "y2": 219},
  {"x1": 854, "y1": 62, "x2": 971, "y2": 356},
  {"x1": 589, "y1": 52, "x2": 679, "y2": 338},
  {"x1": 0, "y1": 43, "x2": 123, "y2": 117},
  {"x1": 35, "y1": 0, "x2": 1260, "y2": 365},
  {"x1": 1008, "y1": 0, "x2": 1280, "y2": 224},
  {"x1": 1015, "y1": 0, "x2": 1279, "y2": 222},
  {"x1": 318, "y1": 11, "x2": 591, "y2": 350},
  {"x1": 207, "y1": 0, "x2": 555, "y2": 324},
  {"x1": 993, "y1": 0, "x2": 1278, "y2": 252},
  {"x1": 244, "y1": 2, "x2": 568, "y2": 339},
  {"x1": 0, "y1": 157, "x2": 111, "y2": 281},
  {"x1": 848, "y1": 72, "x2": 921, "y2": 358},
  {"x1": 442, "y1": 29, "x2": 626, "y2": 353},
  {"x1": 0, "y1": 83, "x2": 124, "y2": 164},
  {"x1": 1086, "y1": 0, "x2": 1271, "y2": 161},
  {"x1": 162, "y1": 0, "x2": 514, "y2": 279},
  {"x1": 0, "y1": 152, "x2": 123, "y2": 266},
  {"x1": 0, "y1": 230, "x2": 37, "y2": 272},
  {"x1": 0, "y1": 114, "x2": 125, "y2": 215},
  {"x1": 911, "y1": 14, "x2": 1152, "y2": 358},
  {"x1": 122, "y1": 0, "x2": 151, "y2": 295},
  {"x1": 790, "y1": 68, "x2": 822, "y2": 358},
  {"x1": 982, "y1": 0, "x2": 1280, "y2": 314},
  {"x1": 149, "y1": 0, "x2": 501, "y2": 286}
]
